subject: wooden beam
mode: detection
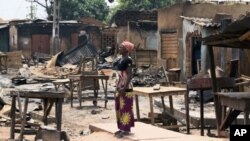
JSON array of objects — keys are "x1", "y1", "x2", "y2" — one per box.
[
  {"x1": 239, "y1": 30, "x2": 250, "y2": 41},
  {"x1": 204, "y1": 38, "x2": 239, "y2": 46},
  {"x1": 219, "y1": 108, "x2": 241, "y2": 130}
]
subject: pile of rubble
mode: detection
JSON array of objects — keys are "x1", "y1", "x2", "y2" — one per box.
[{"x1": 132, "y1": 65, "x2": 167, "y2": 87}]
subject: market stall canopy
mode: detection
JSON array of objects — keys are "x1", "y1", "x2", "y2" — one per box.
[{"x1": 203, "y1": 15, "x2": 250, "y2": 48}]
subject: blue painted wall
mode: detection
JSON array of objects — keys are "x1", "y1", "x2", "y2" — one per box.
[{"x1": 0, "y1": 27, "x2": 9, "y2": 52}]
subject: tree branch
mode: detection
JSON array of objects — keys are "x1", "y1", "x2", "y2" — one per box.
[
  {"x1": 33, "y1": 0, "x2": 47, "y2": 8},
  {"x1": 31, "y1": 0, "x2": 53, "y2": 19}
]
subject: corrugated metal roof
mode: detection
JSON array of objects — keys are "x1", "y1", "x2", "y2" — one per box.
[
  {"x1": 181, "y1": 16, "x2": 221, "y2": 28},
  {"x1": 10, "y1": 19, "x2": 80, "y2": 27},
  {"x1": 222, "y1": 15, "x2": 250, "y2": 34},
  {"x1": 0, "y1": 24, "x2": 9, "y2": 29},
  {"x1": 203, "y1": 15, "x2": 250, "y2": 49},
  {"x1": 59, "y1": 43, "x2": 98, "y2": 65},
  {"x1": 36, "y1": 20, "x2": 79, "y2": 24}
]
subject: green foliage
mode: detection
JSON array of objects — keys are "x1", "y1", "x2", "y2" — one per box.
[
  {"x1": 105, "y1": 5, "x2": 120, "y2": 24},
  {"x1": 116, "y1": 0, "x2": 176, "y2": 10},
  {"x1": 105, "y1": 0, "x2": 178, "y2": 23},
  {"x1": 35, "y1": 0, "x2": 180, "y2": 23},
  {"x1": 60, "y1": 0, "x2": 109, "y2": 21}
]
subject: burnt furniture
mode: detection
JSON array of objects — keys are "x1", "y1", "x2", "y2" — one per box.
[
  {"x1": 187, "y1": 77, "x2": 235, "y2": 136},
  {"x1": 168, "y1": 68, "x2": 181, "y2": 84},
  {"x1": 52, "y1": 79, "x2": 70, "y2": 91},
  {"x1": 68, "y1": 74, "x2": 109, "y2": 108},
  {"x1": 67, "y1": 57, "x2": 110, "y2": 108},
  {"x1": 215, "y1": 92, "x2": 250, "y2": 132},
  {"x1": 203, "y1": 16, "x2": 250, "y2": 137},
  {"x1": 132, "y1": 86, "x2": 189, "y2": 133},
  {"x1": 9, "y1": 90, "x2": 65, "y2": 140},
  {"x1": 166, "y1": 57, "x2": 181, "y2": 84}
]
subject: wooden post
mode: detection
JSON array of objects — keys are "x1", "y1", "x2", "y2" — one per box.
[
  {"x1": 185, "y1": 88, "x2": 190, "y2": 134},
  {"x1": 200, "y1": 90, "x2": 204, "y2": 136},
  {"x1": 127, "y1": 21, "x2": 130, "y2": 41},
  {"x1": 207, "y1": 46, "x2": 221, "y2": 136},
  {"x1": 52, "y1": 0, "x2": 60, "y2": 55},
  {"x1": 10, "y1": 96, "x2": 16, "y2": 139},
  {"x1": 19, "y1": 97, "x2": 29, "y2": 140}
]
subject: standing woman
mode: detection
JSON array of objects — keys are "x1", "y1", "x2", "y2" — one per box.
[{"x1": 114, "y1": 41, "x2": 134, "y2": 138}]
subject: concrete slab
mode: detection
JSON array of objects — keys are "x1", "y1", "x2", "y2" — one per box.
[{"x1": 89, "y1": 122, "x2": 228, "y2": 141}]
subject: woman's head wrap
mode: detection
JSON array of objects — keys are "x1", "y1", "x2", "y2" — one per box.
[{"x1": 121, "y1": 41, "x2": 134, "y2": 53}]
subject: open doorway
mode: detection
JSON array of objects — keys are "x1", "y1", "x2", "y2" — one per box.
[{"x1": 191, "y1": 36, "x2": 201, "y2": 75}]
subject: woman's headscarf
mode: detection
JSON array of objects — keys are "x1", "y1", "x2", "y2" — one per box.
[{"x1": 121, "y1": 41, "x2": 134, "y2": 53}]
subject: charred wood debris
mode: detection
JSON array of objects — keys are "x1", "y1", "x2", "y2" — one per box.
[
  {"x1": 0, "y1": 38, "x2": 169, "y2": 124},
  {"x1": 1, "y1": 35, "x2": 168, "y2": 92}
]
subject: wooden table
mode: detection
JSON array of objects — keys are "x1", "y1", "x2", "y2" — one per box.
[
  {"x1": 9, "y1": 90, "x2": 65, "y2": 140},
  {"x1": 215, "y1": 92, "x2": 250, "y2": 133},
  {"x1": 52, "y1": 78, "x2": 70, "y2": 91},
  {"x1": 68, "y1": 74, "x2": 109, "y2": 108},
  {"x1": 133, "y1": 86, "x2": 189, "y2": 132},
  {"x1": 187, "y1": 77, "x2": 235, "y2": 136}
]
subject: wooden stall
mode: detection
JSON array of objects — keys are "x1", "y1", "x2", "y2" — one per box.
[{"x1": 203, "y1": 15, "x2": 250, "y2": 137}]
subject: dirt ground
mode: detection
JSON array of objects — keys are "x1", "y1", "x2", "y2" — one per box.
[
  {"x1": 0, "y1": 93, "x2": 163, "y2": 141},
  {"x1": 0, "y1": 68, "x2": 227, "y2": 141},
  {"x1": 0, "y1": 92, "x2": 226, "y2": 141}
]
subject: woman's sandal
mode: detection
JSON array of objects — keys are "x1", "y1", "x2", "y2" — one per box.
[
  {"x1": 115, "y1": 131, "x2": 124, "y2": 138},
  {"x1": 115, "y1": 131, "x2": 130, "y2": 138},
  {"x1": 122, "y1": 131, "x2": 130, "y2": 136},
  {"x1": 114, "y1": 130, "x2": 122, "y2": 136}
]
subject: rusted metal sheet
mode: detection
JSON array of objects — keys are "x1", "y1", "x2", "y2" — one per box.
[
  {"x1": 31, "y1": 34, "x2": 50, "y2": 54},
  {"x1": 59, "y1": 43, "x2": 97, "y2": 65}
]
